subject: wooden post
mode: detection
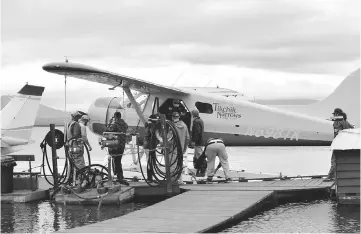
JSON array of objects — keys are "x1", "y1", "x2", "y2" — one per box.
[
  {"x1": 160, "y1": 114, "x2": 172, "y2": 196},
  {"x1": 50, "y1": 124, "x2": 59, "y2": 189}
]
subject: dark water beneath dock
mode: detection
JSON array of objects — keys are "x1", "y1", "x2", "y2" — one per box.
[
  {"x1": 1, "y1": 198, "x2": 162, "y2": 233},
  {"x1": 223, "y1": 199, "x2": 360, "y2": 233},
  {"x1": 2, "y1": 127, "x2": 360, "y2": 233}
]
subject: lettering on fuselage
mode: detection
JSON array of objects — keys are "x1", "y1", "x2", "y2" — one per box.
[
  {"x1": 245, "y1": 126, "x2": 300, "y2": 141},
  {"x1": 213, "y1": 103, "x2": 242, "y2": 120}
]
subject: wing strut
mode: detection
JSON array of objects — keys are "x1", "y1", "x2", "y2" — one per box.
[{"x1": 122, "y1": 87, "x2": 147, "y2": 125}]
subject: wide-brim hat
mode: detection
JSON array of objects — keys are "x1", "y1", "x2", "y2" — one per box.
[{"x1": 332, "y1": 108, "x2": 343, "y2": 114}]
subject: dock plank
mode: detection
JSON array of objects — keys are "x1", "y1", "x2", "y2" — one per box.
[{"x1": 60, "y1": 190, "x2": 273, "y2": 233}]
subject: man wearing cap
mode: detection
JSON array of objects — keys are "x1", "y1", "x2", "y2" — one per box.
[
  {"x1": 65, "y1": 111, "x2": 86, "y2": 185},
  {"x1": 65, "y1": 111, "x2": 82, "y2": 142},
  {"x1": 331, "y1": 108, "x2": 354, "y2": 138},
  {"x1": 79, "y1": 115, "x2": 92, "y2": 152},
  {"x1": 326, "y1": 108, "x2": 354, "y2": 180},
  {"x1": 191, "y1": 109, "x2": 205, "y2": 176},
  {"x1": 106, "y1": 111, "x2": 129, "y2": 185}
]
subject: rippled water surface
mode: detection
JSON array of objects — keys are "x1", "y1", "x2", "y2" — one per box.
[
  {"x1": 1, "y1": 199, "x2": 160, "y2": 233},
  {"x1": 223, "y1": 199, "x2": 360, "y2": 233}
]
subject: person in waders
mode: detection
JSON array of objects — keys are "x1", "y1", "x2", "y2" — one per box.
[
  {"x1": 65, "y1": 111, "x2": 86, "y2": 186},
  {"x1": 106, "y1": 111, "x2": 129, "y2": 186}
]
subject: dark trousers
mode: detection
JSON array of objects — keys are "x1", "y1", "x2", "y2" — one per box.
[{"x1": 110, "y1": 147, "x2": 125, "y2": 180}]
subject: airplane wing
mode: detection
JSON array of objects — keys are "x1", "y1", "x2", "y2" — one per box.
[{"x1": 43, "y1": 62, "x2": 188, "y2": 95}]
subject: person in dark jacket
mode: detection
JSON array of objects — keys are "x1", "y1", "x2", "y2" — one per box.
[
  {"x1": 106, "y1": 111, "x2": 129, "y2": 185},
  {"x1": 166, "y1": 99, "x2": 187, "y2": 121},
  {"x1": 326, "y1": 108, "x2": 354, "y2": 180},
  {"x1": 191, "y1": 109, "x2": 205, "y2": 176},
  {"x1": 142, "y1": 114, "x2": 159, "y2": 181}
]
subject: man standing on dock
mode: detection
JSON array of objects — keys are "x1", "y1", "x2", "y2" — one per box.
[
  {"x1": 106, "y1": 111, "x2": 129, "y2": 186},
  {"x1": 191, "y1": 109, "x2": 205, "y2": 176},
  {"x1": 65, "y1": 111, "x2": 86, "y2": 185}
]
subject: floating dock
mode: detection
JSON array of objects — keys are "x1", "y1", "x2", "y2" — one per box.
[{"x1": 58, "y1": 178, "x2": 334, "y2": 233}]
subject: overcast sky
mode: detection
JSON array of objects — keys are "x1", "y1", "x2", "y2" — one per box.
[{"x1": 1, "y1": 0, "x2": 359, "y2": 112}]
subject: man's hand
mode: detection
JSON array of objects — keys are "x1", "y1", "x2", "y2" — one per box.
[{"x1": 88, "y1": 145, "x2": 92, "y2": 151}]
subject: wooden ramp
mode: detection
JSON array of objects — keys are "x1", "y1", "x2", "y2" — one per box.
[
  {"x1": 58, "y1": 179, "x2": 334, "y2": 233},
  {"x1": 59, "y1": 190, "x2": 273, "y2": 233}
]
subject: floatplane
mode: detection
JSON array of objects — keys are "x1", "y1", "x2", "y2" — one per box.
[
  {"x1": 1, "y1": 84, "x2": 45, "y2": 155},
  {"x1": 42, "y1": 62, "x2": 360, "y2": 146}
]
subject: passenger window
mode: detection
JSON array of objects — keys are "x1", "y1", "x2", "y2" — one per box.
[{"x1": 195, "y1": 102, "x2": 213, "y2": 114}]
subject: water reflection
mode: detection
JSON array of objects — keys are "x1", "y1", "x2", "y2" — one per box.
[
  {"x1": 1, "y1": 200, "x2": 155, "y2": 233},
  {"x1": 332, "y1": 203, "x2": 360, "y2": 233},
  {"x1": 223, "y1": 199, "x2": 360, "y2": 233}
]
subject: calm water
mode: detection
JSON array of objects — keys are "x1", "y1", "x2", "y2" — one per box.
[
  {"x1": 2, "y1": 127, "x2": 359, "y2": 233},
  {"x1": 223, "y1": 200, "x2": 360, "y2": 233},
  {"x1": 1, "y1": 199, "x2": 161, "y2": 233}
]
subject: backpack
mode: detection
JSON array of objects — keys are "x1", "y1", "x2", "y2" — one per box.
[{"x1": 194, "y1": 151, "x2": 207, "y2": 170}]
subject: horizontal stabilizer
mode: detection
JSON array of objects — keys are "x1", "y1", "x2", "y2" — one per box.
[
  {"x1": 1, "y1": 84, "x2": 45, "y2": 149},
  {"x1": 18, "y1": 84, "x2": 45, "y2": 96}
]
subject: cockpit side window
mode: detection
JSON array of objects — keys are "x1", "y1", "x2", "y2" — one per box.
[{"x1": 195, "y1": 102, "x2": 213, "y2": 114}]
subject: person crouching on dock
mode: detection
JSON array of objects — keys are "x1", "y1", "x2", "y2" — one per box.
[{"x1": 203, "y1": 138, "x2": 232, "y2": 183}]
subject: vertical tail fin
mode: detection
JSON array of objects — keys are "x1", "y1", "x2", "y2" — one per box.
[
  {"x1": 305, "y1": 69, "x2": 360, "y2": 126},
  {"x1": 1, "y1": 84, "x2": 45, "y2": 142}
]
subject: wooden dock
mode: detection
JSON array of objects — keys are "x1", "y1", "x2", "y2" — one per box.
[{"x1": 58, "y1": 178, "x2": 334, "y2": 233}]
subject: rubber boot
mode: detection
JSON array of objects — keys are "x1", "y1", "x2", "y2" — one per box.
[{"x1": 117, "y1": 173, "x2": 129, "y2": 186}]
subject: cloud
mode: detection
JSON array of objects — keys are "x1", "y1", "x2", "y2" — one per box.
[
  {"x1": 2, "y1": 0, "x2": 359, "y2": 75},
  {"x1": 1, "y1": 0, "x2": 359, "y2": 111}
]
